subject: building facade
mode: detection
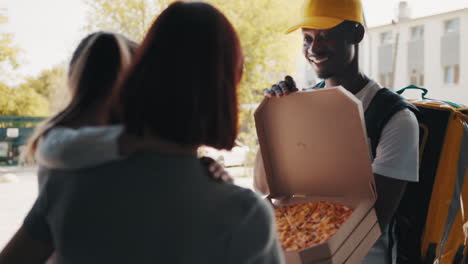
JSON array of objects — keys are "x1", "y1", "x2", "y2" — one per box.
[{"x1": 360, "y1": 8, "x2": 468, "y2": 104}]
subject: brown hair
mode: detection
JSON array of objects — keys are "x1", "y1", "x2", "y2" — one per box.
[
  {"x1": 112, "y1": 2, "x2": 243, "y2": 150},
  {"x1": 24, "y1": 32, "x2": 137, "y2": 163}
]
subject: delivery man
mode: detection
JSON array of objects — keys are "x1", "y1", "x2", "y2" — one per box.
[{"x1": 253, "y1": 0, "x2": 420, "y2": 263}]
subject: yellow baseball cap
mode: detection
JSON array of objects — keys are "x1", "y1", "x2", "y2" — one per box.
[{"x1": 286, "y1": 0, "x2": 364, "y2": 33}]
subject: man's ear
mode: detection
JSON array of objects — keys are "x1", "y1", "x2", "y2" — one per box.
[{"x1": 349, "y1": 23, "x2": 365, "y2": 44}]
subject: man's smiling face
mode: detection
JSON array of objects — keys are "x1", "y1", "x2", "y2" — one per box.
[{"x1": 302, "y1": 22, "x2": 357, "y2": 79}]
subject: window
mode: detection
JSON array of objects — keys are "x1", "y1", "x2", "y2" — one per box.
[
  {"x1": 379, "y1": 72, "x2": 394, "y2": 88},
  {"x1": 380, "y1": 31, "x2": 393, "y2": 45},
  {"x1": 410, "y1": 26, "x2": 424, "y2": 41},
  {"x1": 444, "y1": 65, "x2": 460, "y2": 84},
  {"x1": 409, "y1": 69, "x2": 424, "y2": 86},
  {"x1": 444, "y1": 18, "x2": 460, "y2": 34}
]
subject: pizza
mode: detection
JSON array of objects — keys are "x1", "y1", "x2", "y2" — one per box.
[{"x1": 274, "y1": 201, "x2": 353, "y2": 251}]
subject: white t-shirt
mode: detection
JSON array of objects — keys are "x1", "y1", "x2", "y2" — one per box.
[
  {"x1": 355, "y1": 79, "x2": 419, "y2": 183},
  {"x1": 356, "y1": 80, "x2": 419, "y2": 264},
  {"x1": 253, "y1": 79, "x2": 419, "y2": 264}
]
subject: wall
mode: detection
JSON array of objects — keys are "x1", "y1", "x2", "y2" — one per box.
[{"x1": 361, "y1": 9, "x2": 468, "y2": 105}]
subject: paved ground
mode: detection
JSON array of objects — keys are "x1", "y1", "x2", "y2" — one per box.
[
  {"x1": 0, "y1": 166, "x2": 254, "y2": 250},
  {"x1": 0, "y1": 166, "x2": 38, "y2": 249}
]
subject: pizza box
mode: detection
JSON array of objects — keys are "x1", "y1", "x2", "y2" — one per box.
[{"x1": 254, "y1": 87, "x2": 381, "y2": 264}]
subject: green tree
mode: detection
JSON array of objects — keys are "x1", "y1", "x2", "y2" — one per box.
[
  {"x1": 0, "y1": 9, "x2": 52, "y2": 117},
  {"x1": 85, "y1": 0, "x2": 299, "y2": 104},
  {"x1": 84, "y1": 0, "x2": 173, "y2": 41},
  {"x1": 203, "y1": 0, "x2": 301, "y2": 165},
  {"x1": 0, "y1": 9, "x2": 20, "y2": 76},
  {"x1": 0, "y1": 82, "x2": 49, "y2": 117},
  {"x1": 85, "y1": 0, "x2": 302, "y2": 167},
  {"x1": 19, "y1": 65, "x2": 69, "y2": 113},
  {"x1": 20, "y1": 66, "x2": 67, "y2": 99}
]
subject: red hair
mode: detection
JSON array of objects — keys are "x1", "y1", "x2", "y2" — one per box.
[{"x1": 112, "y1": 1, "x2": 243, "y2": 150}]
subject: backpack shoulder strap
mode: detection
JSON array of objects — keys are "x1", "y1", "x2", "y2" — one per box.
[
  {"x1": 365, "y1": 88, "x2": 420, "y2": 159},
  {"x1": 365, "y1": 88, "x2": 421, "y2": 263}
]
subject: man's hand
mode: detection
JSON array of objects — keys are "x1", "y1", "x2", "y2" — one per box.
[
  {"x1": 200, "y1": 157, "x2": 234, "y2": 183},
  {"x1": 264, "y1": 75, "x2": 298, "y2": 98}
]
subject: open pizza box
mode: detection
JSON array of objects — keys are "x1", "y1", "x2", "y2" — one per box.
[{"x1": 254, "y1": 87, "x2": 382, "y2": 264}]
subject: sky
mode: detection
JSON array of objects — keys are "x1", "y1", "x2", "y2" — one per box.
[
  {"x1": 1, "y1": 0, "x2": 468, "y2": 84},
  {"x1": 1, "y1": 0, "x2": 87, "y2": 84}
]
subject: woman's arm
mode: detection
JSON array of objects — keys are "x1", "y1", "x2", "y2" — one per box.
[
  {"x1": 0, "y1": 226, "x2": 53, "y2": 264},
  {"x1": 226, "y1": 195, "x2": 284, "y2": 264},
  {"x1": 36, "y1": 125, "x2": 124, "y2": 169}
]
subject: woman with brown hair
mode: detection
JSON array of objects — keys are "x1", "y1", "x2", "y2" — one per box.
[
  {"x1": 21, "y1": 32, "x2": 136, "y2": 186},
  {"x1": 0, "y1": 2, "x2": 282, "y2": 264}
]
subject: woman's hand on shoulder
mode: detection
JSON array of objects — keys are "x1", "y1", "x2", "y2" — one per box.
[{"x1": 200, "y1": 156, "x2": 234, "y2": 183}]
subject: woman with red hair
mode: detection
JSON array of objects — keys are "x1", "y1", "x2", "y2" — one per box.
[{"x1": 0, "y1": 2, "x2": 283, "y2": 264}]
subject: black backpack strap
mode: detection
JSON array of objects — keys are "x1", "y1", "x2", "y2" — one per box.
[
  {"x1": 364, "y1": 88, "x2": 420, "y2": 159},
  {"x1": 365, "y1": 88, "x2": 422, "y2": 264},
  {"x1": 453, "y1": 245, "x2": 465, "y2": 264}
]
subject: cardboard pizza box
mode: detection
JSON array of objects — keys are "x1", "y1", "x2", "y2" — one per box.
[{"x1": 254, "y1": 87, "x2": 381, "y2": 264}]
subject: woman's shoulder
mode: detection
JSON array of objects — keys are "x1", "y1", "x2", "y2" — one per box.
[
  {"x1": 210, "y1": 182, "x2": 274, "y2": 223},
  {"x1": 40, "y1": 125, "x2": 124, "y2": 151},
  {"x1": 45, "y1": 125, "x2": 123, "y2": 137},
  {"x1": 36, "y1": 125, "x2": 124, "y2": 169}
]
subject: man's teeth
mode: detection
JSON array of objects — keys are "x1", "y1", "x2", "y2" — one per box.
[{"x1": 310, "y1": 57, "x2": 329, "y2": 64}]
